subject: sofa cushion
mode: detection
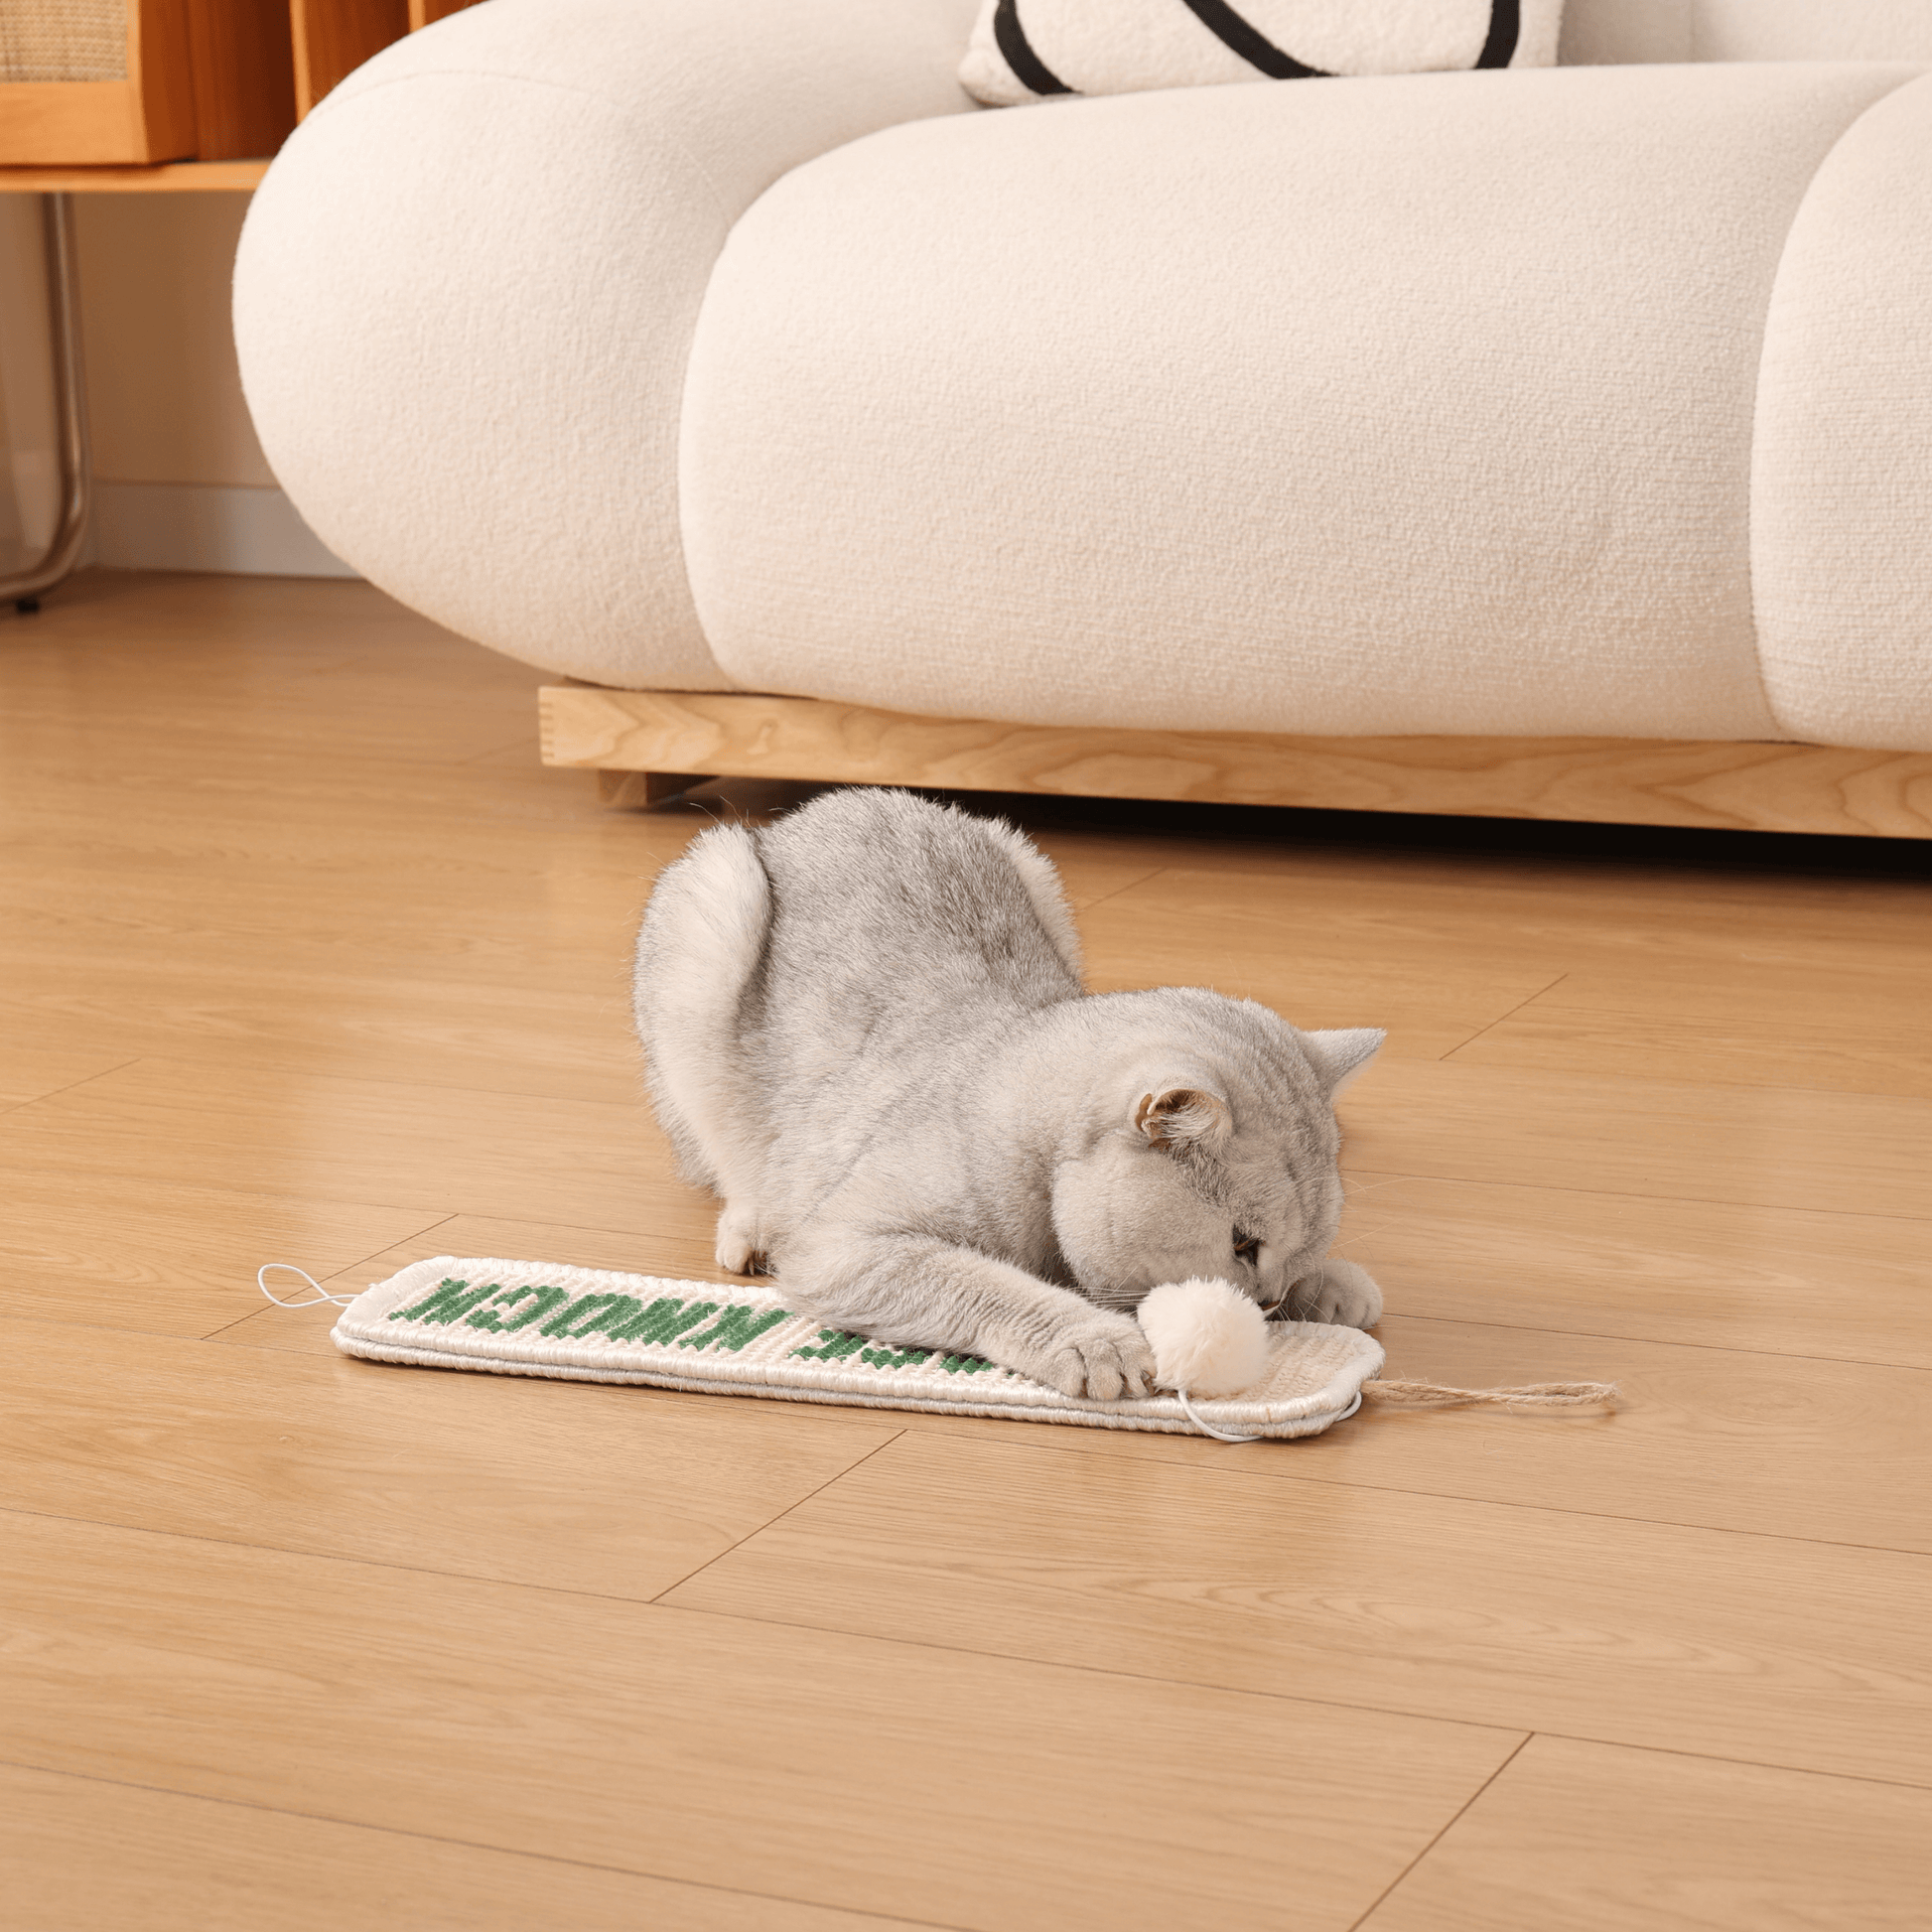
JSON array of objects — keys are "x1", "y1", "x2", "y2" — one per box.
[
  {"x1": 681, "y1": 61, "x2": 1925, "y2": 745},
  {"x1": 1561, "y1": 1, "x2": 1932, "y2": 69},
  {"x1": 961, "y1": 0, "x2": 1563, "y2": 108},
  {"x1": 1753, "y1": 72, "x2": 1932, "y2": 750},
  {"x1": 234, "y1": 0, "x2": 982, "y2": 693}
]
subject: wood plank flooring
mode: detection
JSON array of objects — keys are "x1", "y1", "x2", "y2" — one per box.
[{"x1": 3, "y1": 570, "x2": 1928, "y2": 1929}]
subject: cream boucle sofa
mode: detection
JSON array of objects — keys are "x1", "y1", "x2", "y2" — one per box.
[{"x1": 234, "y1": 0, "x2": 1932, "y2": 836}]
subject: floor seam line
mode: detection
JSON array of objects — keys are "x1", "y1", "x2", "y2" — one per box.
[
  {"x1": 200, "y1": 1213, "x2": 462, "y2": 1341},
  {"x1": 1517, "y1": 1729, "x2": 1932, "y2": 1792},
  {"x1": 646, "y1": 1430, "x2": 910, "y2": 1604},
  {"x1": 0, "y1": 1494, "x2": 884, "y2": 1607},
  {"x1": 739, "y1": 1422, "x2": 1932, "y2": 1559},
  {"x1": 1062, "y1": 864, "x2": 1170, "y2": 914},
  {"x1": 624, "y1": 1600, "x2": 1932, "y2": 1790},
  {"x1": 0, "y1": 1754, "x2": 965, "y2": 1931},
  {"x1": 1375, "y1": 1310, "x2": 1931, "y2": 1373},
  {"x1": 1345, "y1": 1731, "x2": 1532, "y2": 1930},
  {"x1": 0, "y1": 1052, "x2": 654, "y2": 1113},
  {"x1": 0, "y1": 1055, "x2": 146, "y2": 1117},
  {"x1": 1338, "y1": 1167, "x2": 1932, "y2": 1225},
  {"x1": 1439, "y1": 974, "x2": 1570, "y2": 1060},
  {"x1": 642, "y1": 1599, "x2": 1552, "y2": 1738},
  {"x1": 0, "y1": 1154, "x2": 448, "y2": 1218}
]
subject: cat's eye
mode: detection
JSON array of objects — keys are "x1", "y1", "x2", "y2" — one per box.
[{"x1": 1233, "y1": 1231, "x2": 1261, "y2": 1260}]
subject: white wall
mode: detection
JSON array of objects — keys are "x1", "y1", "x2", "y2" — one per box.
[{"x1": 76, "y1": 194, "x2": 278, "y2": 488}]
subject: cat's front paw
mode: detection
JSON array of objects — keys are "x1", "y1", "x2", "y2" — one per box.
[
  {"x1": 1034, "y1": 1310, "x2": 1157, "y2": 1403},
  {"x1": 1282, "y1": 1259, "x2": 1382, "y2": 1329}
]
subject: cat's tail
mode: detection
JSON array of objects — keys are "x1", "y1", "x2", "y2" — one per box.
[{"x1": 633, "y1": 824, "x2": 772, "y2": 1196}]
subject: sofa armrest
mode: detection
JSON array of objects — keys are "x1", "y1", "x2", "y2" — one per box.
[{"x1": 233, "y1": 0, "x2": 979, "y2": 688}]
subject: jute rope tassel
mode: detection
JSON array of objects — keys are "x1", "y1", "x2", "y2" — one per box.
[{"x1": 1359, "y1": 1378, "x2": 1618, "y2": 1410}]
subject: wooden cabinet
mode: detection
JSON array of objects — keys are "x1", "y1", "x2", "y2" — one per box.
[
  {"x1": 1, "y1": 0, "x2": 200, "y2": 164},
  {"x1": 0, "y1": 0, "x2": 483, "y2": 165},
  {"x1": 288, "y1": 0, "x2": 402, "y2": 120},
  {"x1": 187, "y1": 0, "x2": 296, "y2": 158}
]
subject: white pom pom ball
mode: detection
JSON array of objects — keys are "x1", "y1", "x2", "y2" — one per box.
[{"x1": 1137, "y1": 1277, "x2": 1271, "y2": 1397}]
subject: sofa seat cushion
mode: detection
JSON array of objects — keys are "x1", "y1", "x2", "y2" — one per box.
[{"x1": 682, "y1": 61, "x2": 1929, "y2": 746}]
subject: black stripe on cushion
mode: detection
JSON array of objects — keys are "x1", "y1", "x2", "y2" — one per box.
[
  {"x1": 1475, "y1": 0, "x2": 1522, "y2": 68},
  {"x1": 995, "y1": 0, "x2": 1074, "y2": 95},
  {"x1": 1175, "y1": 0, "x2": 1328, "y2": 79},
  {"x1": 1177, "y1": 1, "x2": 1521, "y2": 81}
]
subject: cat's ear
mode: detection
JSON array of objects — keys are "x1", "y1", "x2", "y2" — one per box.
[
  {"x1": 1133, "y1": 1084, "x2": 1232, "y2": 1151},
  {"x1": 1301, "y1": 1028, "x2": 1385, "y2": 1100}
]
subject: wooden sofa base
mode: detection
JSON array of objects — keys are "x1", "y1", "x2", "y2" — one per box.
[{"x1": 539, "y1": 687, "x2": 1932, "y2": 840}]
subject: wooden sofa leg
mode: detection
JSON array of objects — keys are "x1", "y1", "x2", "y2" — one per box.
[{"x1": 597, "y1": 769, "x2": 714, "y2": 809}]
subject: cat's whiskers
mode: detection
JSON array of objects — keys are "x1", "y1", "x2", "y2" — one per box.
[{"x1": 1339, "y1": 1173, "x2": 1405, "y2": 1197}]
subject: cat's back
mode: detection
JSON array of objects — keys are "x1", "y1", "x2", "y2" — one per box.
[{"x1": 753, "y1": 790, "x2": 1081, "y2": 1017}]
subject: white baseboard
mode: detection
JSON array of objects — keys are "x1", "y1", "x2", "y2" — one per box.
[{"x1": 87, "y1": 482, "x2": 359, "y2": 578}]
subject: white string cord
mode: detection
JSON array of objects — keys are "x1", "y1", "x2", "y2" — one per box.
[
  {"x1": 1176, "y1": 1388, "x2": 1263, "y2": 1443},
  {"x1": 257, "y1": 1262, "x2": 355, "y2": 1309},
  {"x1": 1177, "y1": 1387, "x2": 1367, "y2": 1442}
]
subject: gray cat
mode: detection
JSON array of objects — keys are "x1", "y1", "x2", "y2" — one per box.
[{"x1": 633, "y1": 789, "x2": 1383, "y2": 1400}]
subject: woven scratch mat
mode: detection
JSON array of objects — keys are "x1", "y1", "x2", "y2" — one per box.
[{"x1": 333, "y1": 1256, "x2": 1387, "y2": 1440}]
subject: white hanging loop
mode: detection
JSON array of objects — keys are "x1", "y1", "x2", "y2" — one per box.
[
  {"x1": 257, "y1": 1262, "x2": 355, "y2": 1309},
  {"x1": 1175, "y1": 1388, "x2": 1263, "y2": 1443}
]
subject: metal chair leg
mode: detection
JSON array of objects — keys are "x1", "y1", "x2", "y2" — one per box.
[{"x1": 2, "y1": 193, "x2": 90, "y2": 612}]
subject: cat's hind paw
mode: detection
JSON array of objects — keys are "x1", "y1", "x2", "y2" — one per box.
[{"x1": 714, "y1": 1206, "x2": 767, "y2": 1277}]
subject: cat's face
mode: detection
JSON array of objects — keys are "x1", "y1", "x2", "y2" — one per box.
[{"x1": 1048, "y1": 1021, "x2": 1381, "y2": 1311}]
